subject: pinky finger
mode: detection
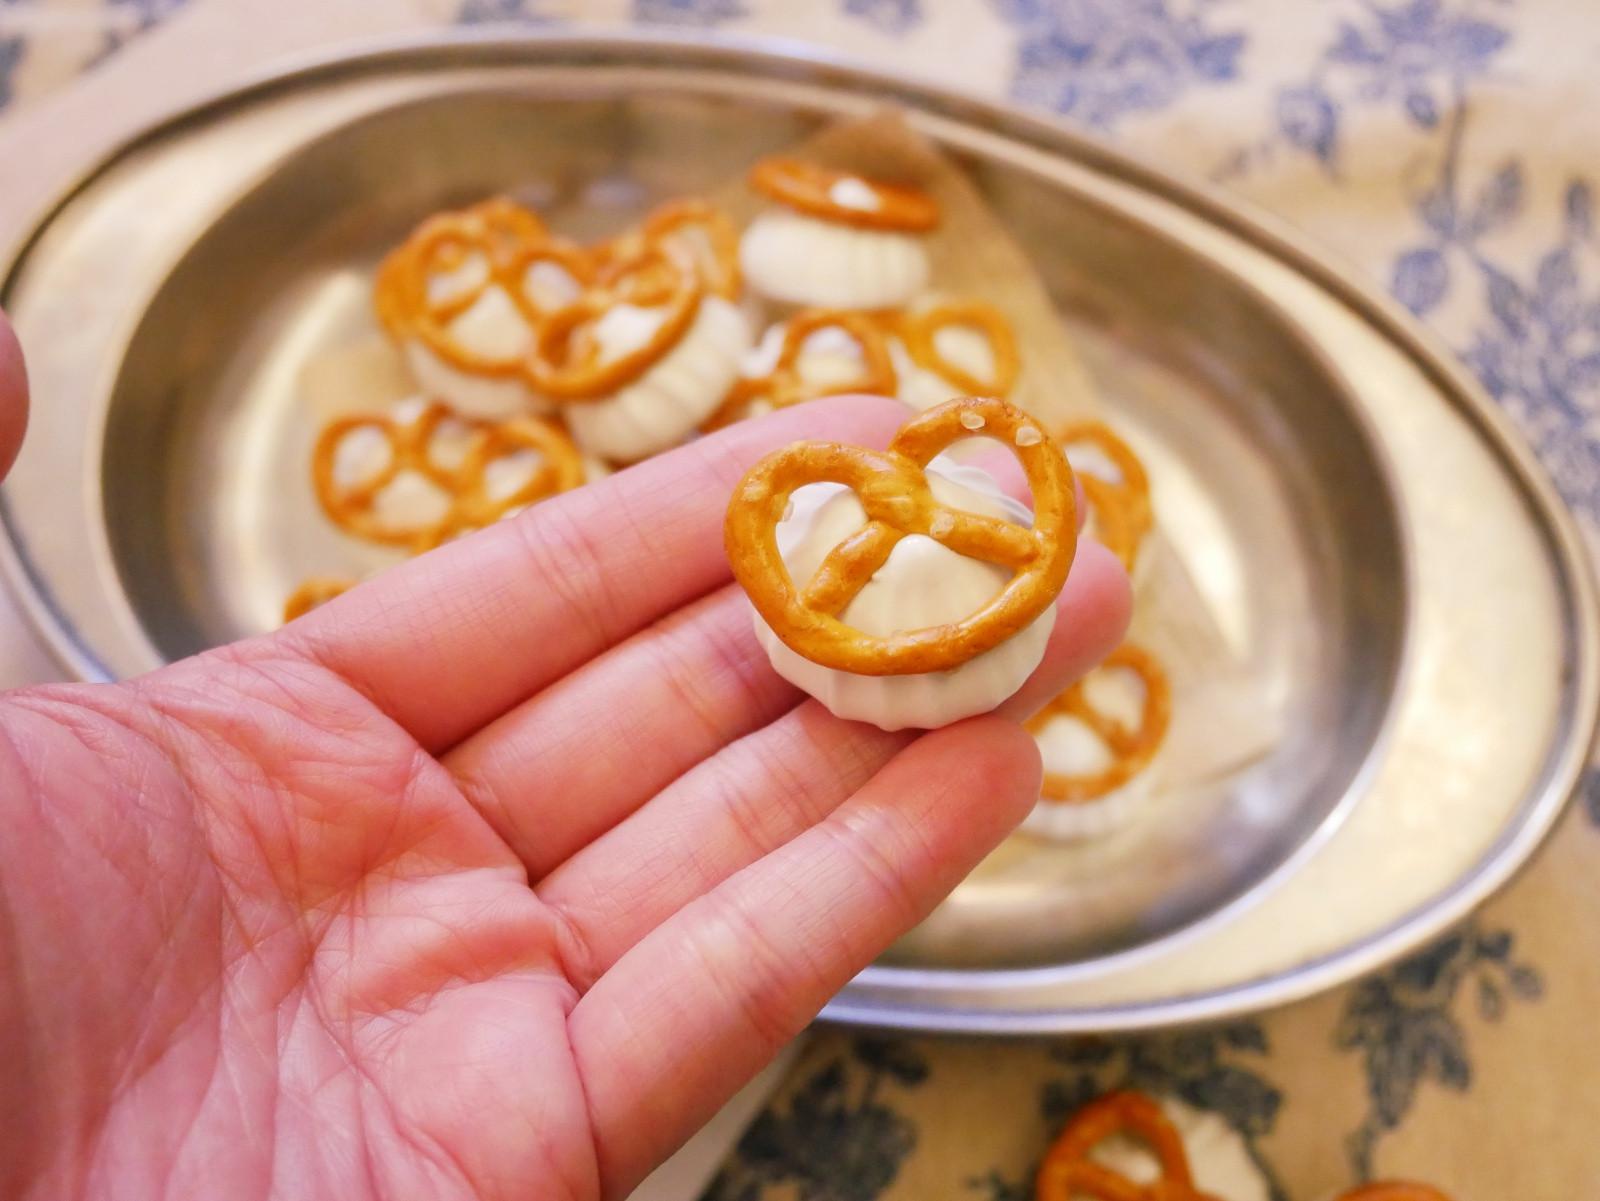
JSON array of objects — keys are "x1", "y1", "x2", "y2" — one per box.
[{"x1": 566, "y1": 716, "x2": 1042, "y2": 1197}]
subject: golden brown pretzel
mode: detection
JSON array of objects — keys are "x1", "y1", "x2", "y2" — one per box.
[
  {"x1": 1055, "y1": 420, "x2": 1153, "y2": 573},
  {"x1": 891, "y1": 299, "x2": 1021, "y2": 397},
  {"x1": 1028, "y1": 642, "x2": 1170, "y2": 802},
  {"x1": 282, "y1": 577, "x2": 354, "y2": 623},
  {"x1": 524, "y1": 241, "x2": 704, "y2": 401},
  {"x1": 725, "y1": 396, "x2": 1075, "y2": 675},
  {"x1": 1035, "y1": 1092, "x2": 1223, "y2": 1201},
  {"x1": 312, "y1": 403, "x2": 584, "y2": 552},
  {"x1": 1334, "y1": 1186, "x2": 1453, "y2": 1201},
  {"x1": 704, "y1": 309, "x2": 898, "y2": 432},
  {"x1": 373, "y1": 198, "x2": 551, "y2": 375},
  {"x1": 748, "y1": 156, "x2": 940, "y2": 232},
  {"x1": 603, "y1": 199, "x2": 741, "y2": 301}
]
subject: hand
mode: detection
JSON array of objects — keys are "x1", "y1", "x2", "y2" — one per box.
[{"x1": 0, "y1": 322, "x2": 1128, "y2": 1200}]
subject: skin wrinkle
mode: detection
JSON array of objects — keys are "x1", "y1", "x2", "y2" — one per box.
[{"x1": 0, "y1": 717, "x2": 49, "y2": 1199}]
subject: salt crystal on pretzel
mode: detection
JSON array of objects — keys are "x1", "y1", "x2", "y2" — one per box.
[
  {"x1": 739, "y1": 157, "x2": 936, "y2": 310},
  {"x1": 725, "y1": 397, "x2": 1074, "y2": 730}
]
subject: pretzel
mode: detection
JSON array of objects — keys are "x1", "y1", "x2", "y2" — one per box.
[
  {"x1": 1028, "y1": 643, "x2": 1170, "y2": 802},
  {"x1": 1035, "y1": 1092, "x2": 1223, "y2": 1201},
  {"x1": 726, "y1": 396, "x2": 1075, "y2": 675},
  {"x1": 373, "y1": 198, "x2": 553, "y2": 374},
  {"x1": 1055, "y1": 420, "x2": 1153, "y2": 573},
  {"x1": 748, "y1": 156, "x2": 940, "y2": 232},
  {"x1": 890, "y1": 300, "x2": 1020, "y2": 397},
  {"x1": 312, "y1": 403, "x2": 584, "y2": 552},
  {"x1": 602, "y1": 199, "x2": 741, "y2": 300},
  {"x1": 1334, "y1": 1186, "x2": 1453, "y2": 1201},
  {"x1": 524, "y1": 241, "x2": 703, "y2": 401},
  {"x1": 282, "y1": 577, "x2": 354, "y2": 623},
  {"x1": 704, "y1": 309, "x2": 898, "y2": 432}
]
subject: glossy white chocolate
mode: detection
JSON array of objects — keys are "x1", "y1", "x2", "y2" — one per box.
[{"x1": 739, "y1": 209, "x2": 929, "y2": 310}]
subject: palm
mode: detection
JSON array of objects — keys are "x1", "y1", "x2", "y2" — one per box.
[{"x1": 0, "y1": 396, "x2": 1127, "y2": 1201}]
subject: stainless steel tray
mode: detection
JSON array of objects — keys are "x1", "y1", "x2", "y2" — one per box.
[{"x1": 1, "y1": 33, "x2": 1594, "y2": 1033}]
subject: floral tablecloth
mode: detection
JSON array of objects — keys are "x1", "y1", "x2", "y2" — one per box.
[{"x1": 2, "y1": 2, "x2": 1597, "y2": 1198}]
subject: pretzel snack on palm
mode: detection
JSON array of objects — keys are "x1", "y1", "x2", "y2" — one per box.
[{"x1": 725, "y1": 396, "x2": 1075, "y2": 676}]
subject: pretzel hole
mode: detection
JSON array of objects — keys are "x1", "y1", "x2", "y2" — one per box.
[
  {"x1": 371, "y1": 471, "x2": 454, "y2": 531},
  {"x1": 426, "y1": 416, "x2": 481, "y2": 473},
  {"x1": 1065, "y1": 442, "x2": 1129, "y2": 488},
  {"x1": 575, "y1": 303, "x2": 674, "y2": 368},
  {"x1": 330, "y1": 426, "x2": 394, "y2": 491},
  {"x1": 445, "y1": 286, "x2": 536, "y2": 359},
  {"x1": 521, "y1": 259, "x2": 584, "y2": 312},
  {"x1": 935, "y1": 440, "x2": 1035, "y2": 517},
  {"x1": 927, "y1": 322, "x2": 997, "y2": 380},
  {"x1": 481, "y1": 448, "x2": 546, "y2": 503},
  {"x1": 423, "y1": 249, "x2": 490, "y2": 310},
  {"x1": 1074, "y1": 1128, "x2": 1167, "y2": 1195}
]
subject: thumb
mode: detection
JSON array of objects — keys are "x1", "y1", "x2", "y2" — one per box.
[{"x1": 0, "y1": 311, "x2": 28, "y2": 484}]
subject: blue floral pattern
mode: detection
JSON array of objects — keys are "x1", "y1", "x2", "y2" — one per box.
[
  {"x1": 633, "y1": 0, "x2": 747, "y2": 28},
  {"x1": 706, "y1": 1038, "x2": 929, "y2": 1201},
  {"x1": 989, "y1": 0, "x2": 1246, "y2": 129},
  {"x1": 96, "y1": 0, "x2": 188, "y2": 62},
  {"x1": 840, "y1": 0, "x2": 924, "y2": 35},
  {"x1": 1335, "y1": 921, "x2": 1542, "y2": 1179},
  {"x1": 970, "y1": 1023, "x2": 1286, "y2": 1201},
  {"x1": 456, "y1": 0, "x2": 556, "y2": 23},
  {"x1": 0, "y1": 34, "x2": 22, "y2": 111}
]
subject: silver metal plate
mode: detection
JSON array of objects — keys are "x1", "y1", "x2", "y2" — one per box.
[{"x1": 1, "y1": 35, "x2": 1594, "y2": 1032}]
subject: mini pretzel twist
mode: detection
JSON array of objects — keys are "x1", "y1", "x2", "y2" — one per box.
[
  {"x1": 748, "y1": 156, "x2": 940, "y2": 232},
  {"x1": 888, "y1": 299, "x2": 1021, "y2": 397},
  {"x1": 524, "y1": 241, "x2": 704, "y2": 401},
  {"x1": 312, "y1": 402, "x2": 584, "y2": 552},
  {"x1": 1035, "y1": 1092, "x2": 1224, "y2": 1201},
  {"x1": 282, "y1": 577, "x2": 354, "y2": 623},
  {"x1": 1333, "y1": 1186, "x2": 1453, "y2": 1201},
  {"x1": 1028, "y1": 643, "x2": 1170, "y2": 802},
  {"x1": 602, "y1": 199, "x2": 741, "y2": 300},
  {"x1": 725, "y1": 396, "x2": 1075, "y2": 676},
  {"x1": 1055, "y1": 420, "x2": 1153, "y2": 573},
  {"x1": 704, "y1": 309, "x2": 898, "y2": 432},
  {"x1": 374, "y1": 198, "x2": 551, "y2": 375}
]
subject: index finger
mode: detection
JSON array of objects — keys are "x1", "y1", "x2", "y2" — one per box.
[{"x1": 278, "y1": 394, "x2": 910, "y2": 752}]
